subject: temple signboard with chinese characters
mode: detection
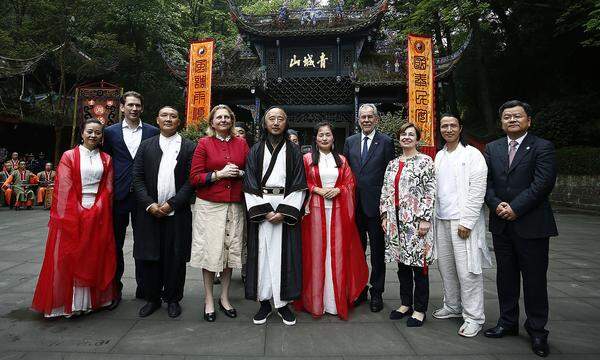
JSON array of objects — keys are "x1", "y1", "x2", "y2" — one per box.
[
  {"x1": 285, "y1": 47, "x2": 335, "y2": 77},
  {"x1": 186, "y1": 39, "x2": 214, "y2": 126},
  {"x1": 407, "y1": 34, "x2": 436, "y2": 157}
]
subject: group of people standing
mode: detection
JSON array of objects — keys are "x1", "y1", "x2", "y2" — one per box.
[
  {"x1": 1, "y1": 155, "x2": 56, "y2": 210},
  {"x1": 28, "y1": 91, "x2": 557, "y2": 358}
]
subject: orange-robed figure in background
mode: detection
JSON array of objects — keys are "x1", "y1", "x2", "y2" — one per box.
[
  {"x1": 2, "y1": 161, "x2": 38, "y2": 210},
  {"x1": 36, "y1": 162, "x2": 56, "y2": 205}
]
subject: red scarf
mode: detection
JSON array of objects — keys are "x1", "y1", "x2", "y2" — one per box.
[{"x1": 393, "y1": 161, "x2": 405, "y2": 206}]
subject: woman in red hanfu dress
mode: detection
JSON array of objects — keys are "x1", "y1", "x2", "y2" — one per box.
[
  {"x1": 32, "y1": 118, "x2": 117, "y2": 317},
  {"x1": 296, "y1": 122, "x2": 369, "y2": 320}
]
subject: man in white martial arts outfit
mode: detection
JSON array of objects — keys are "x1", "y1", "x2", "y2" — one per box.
[
  {"x1": 433, "y1": 114, "x2": 492, "y2": 337},
  {"x1": 243, "y1": 107, "x2": 307, "y2": 326}
]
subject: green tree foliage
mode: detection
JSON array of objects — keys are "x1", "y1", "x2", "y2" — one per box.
[{"x1": 1, "y1": 0, "x2": 599, "y2": 156}]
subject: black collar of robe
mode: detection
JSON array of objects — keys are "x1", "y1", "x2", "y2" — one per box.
[
  {"x1": 243, "y1": 138, "x2": 307, "y2": 197},
  {"x1": 243, "y1": 138, "x2": 307, "y2": 302}
]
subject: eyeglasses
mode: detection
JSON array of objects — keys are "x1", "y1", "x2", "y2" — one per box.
[{"x1": 501, "y1": 114, "x2": 525, "y2": 122}]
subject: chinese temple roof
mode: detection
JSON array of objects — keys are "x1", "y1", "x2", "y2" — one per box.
[
  {"x1": 226, "y1": 0, "x2": 388, "y2": 39},
  {"x1": 158, "y1": 1, "x2": 471, "y2": 91}
]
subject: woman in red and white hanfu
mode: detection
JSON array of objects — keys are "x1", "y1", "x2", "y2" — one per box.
[
  {"x1": 32, "y1": 118, "x2": 117, "y2": 317},
  {"x1": 296, "y1": 122, "x2": 368, "y2": 320}
]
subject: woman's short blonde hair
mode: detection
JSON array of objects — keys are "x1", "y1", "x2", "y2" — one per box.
[{"x1": 205, "y1": 104, "x2": 237, "y2": 137}]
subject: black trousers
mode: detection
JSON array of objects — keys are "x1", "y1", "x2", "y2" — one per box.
[
  {"x1": 113, "y1": 193, "x2": 143, "y2": 297},
  {"x1": 356, "y1": 204, "x2": 386, "y2": 297},
  {"x1": 140, "y1": 216, "x2": 187, "y2": 303},
  {"x1": 397, "y1": 263, "x2": 429, "y2": 313},
  {"x1": 493, "y1": 223, "x2": 549, "y2": 338}
]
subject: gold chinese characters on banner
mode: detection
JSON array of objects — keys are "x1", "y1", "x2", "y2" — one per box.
[
  {"x1": 407, "y1": 35, "x2": 435, "y2": 148},
  {"x1": 186, "y1": 39, "x2": 214, "y2": 126}
]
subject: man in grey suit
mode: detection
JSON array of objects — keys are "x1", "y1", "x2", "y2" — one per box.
[
  {"x1": 343, "y1": 103, "x2": 395, "y2": 312},
  {"x1": 483, "y1": 100, "x2": 558, "y2": 358}
]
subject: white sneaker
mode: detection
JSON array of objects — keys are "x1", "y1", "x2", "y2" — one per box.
[
  {"x1": 458, "y1": 321, "x2": 482, "y2": 338},
  {"x1": 432, "y1": 307, "x2": 462, "y2": 319}
]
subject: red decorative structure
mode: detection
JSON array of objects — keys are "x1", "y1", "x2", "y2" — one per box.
[{"x1": 71, "y1": 81, "x2": 122, "y2": 146}]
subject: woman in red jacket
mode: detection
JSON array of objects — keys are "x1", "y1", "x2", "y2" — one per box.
[
  {"x1": 189, "y1": 105, "x2": 249, "y2": 322},
  {"x1": 296, "y1": 122, "x2": 368, "y2": 320}
]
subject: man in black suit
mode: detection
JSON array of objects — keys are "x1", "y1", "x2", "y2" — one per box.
[
  {"x1": 343, "y1": 103, "x2": 395, "y2": 312},
  {"x1": 103, "y1": 91, "x2": 160, "y2": 309},
  {"x1": 132, "y1": 106, "x2": 195, "y2": 318},
  {"x1": 483, "y1": 100, "x2": 558, "y2": 357}
]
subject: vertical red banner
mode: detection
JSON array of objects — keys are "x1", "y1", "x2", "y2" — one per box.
[
  {"x1": 186, "y1": 39, "x2": 214, "y2": 126},
  {"x1": 407, "y1": 34, "x2": 436, "y2": 158}
]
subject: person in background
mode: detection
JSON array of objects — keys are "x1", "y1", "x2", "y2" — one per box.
[
  {"x1": 234, "y1": 122, "x2": 247, "y2": 139},
  {"x1": 9, "y1": 152, "x2": 20, "y2": 170},
  {"x1": 2, "y1": 161, "x2": 38, "y2": 210},
  {"x1": 36, "y1": 162, "x2": 56, "y2": 206},
  {"x1": 288, "y1": 129, "x2": 300, "y2": 146},
  {"x1": 1, "y1": 161, "x2": 13, "y2": 207}
]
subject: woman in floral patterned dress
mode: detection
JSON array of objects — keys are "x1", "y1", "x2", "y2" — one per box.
[{"x1": 380, "y1": 122, "x2": 436, "y2": 327}]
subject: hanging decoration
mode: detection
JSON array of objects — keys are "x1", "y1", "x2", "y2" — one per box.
[
  {"x1": 186, "y1": 38, "x2": 214, "y2": 127},
  {"x1": 71, "y1": 81, "x2": 122, "y2": 146},
  {"x1": 407, "y1": 34, "x2": 436, "y2": 158}
]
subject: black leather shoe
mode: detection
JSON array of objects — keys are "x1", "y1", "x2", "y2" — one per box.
[
  {"x1": 484, "y1": 324, "x2": 519, "y2": 338},
  {"x1": 531, "y1": 337, "x2": 549, "y2": 357},
  {"x1": 370, "y1": 296, "x2": 383, "y2": 313},
  {"x1": 167, "y1": 302, "x2": 181, "y2": 318},
  {"x1": 106, "y1": 294, "x2": 121, "y2": 311},
  {"x1": 204, "y1": 306, "x2": 216, "y2": 322},
  {"x1": 389, "y1": 307, "x2": 412, "y2": 320},
  {"x1": 138, "y1": 301, "x2": 161, "y2": 317},
  {"x1": 218, "y1": 300, "x2": 237, "y2": 318}
]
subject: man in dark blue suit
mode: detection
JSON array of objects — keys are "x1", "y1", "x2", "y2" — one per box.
[
  {"x1": 103, "y1": 91, "x2": 160, "y2": 309},
  {"x1": 343, "y1": 103, "x2": 395, "y2": 312},
  {"x1": 483, "y1": 100, "x2": 558, "y2": 358}
]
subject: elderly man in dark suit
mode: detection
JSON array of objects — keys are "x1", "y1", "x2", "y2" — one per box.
[
  {"x1": 343, "y1": 103, "x2": 395, "y2": 312},
  {"x1": 132, "y1": 106, "x2": 195, "y2": 318},
  {"x1": 483, "y1": 100, "x2": 558, "y2": 357},
  {"x1": 103, "y1": 91, "x2": 160, "y2": 309}
]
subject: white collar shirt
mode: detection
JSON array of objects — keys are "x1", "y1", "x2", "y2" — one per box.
[
  {"x1": 216, "y1": 133, "x2": 231, "y2": 142},
  {"x1": 122, "y1": 120, "x2": 143, "y2": 159},
  {"x1": 157, "y1": 133, "x2": 181, "y2": 216},
  {"x1": 506, "y1": 132, "x2": 528, "y2": 153},
  {"x1": 360, "y1": 130, "x2": 376, "y2": 151}
]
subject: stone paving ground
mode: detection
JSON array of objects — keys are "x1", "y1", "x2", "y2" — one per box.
[{"x1": 1, "y1": 207, "x2": 600, "y2": 359}]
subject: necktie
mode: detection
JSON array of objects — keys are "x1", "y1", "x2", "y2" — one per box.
[
  {"x1": 508, "y1": 140, "x2": 518, "y2": 166},
  {"x1": 361, "y1": 136, "x2": 369, "y2": 164}
]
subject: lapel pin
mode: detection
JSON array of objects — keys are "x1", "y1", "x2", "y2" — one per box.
[{"x1": 526, "y1": 146, "x2": 530, "y2": 150}]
